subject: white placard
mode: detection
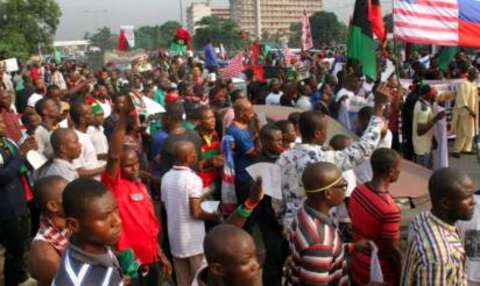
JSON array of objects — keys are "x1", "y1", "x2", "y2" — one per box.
[
  {"x1": 201, "y1": 201, "x2": 220, "y2": 213},
  {"x1": 26, "y1": 150, "x2": 48, "y2": 170},
  {"x1": 2, "y1": 58, "x2": 19, "y2": 72},
  {"x1": 246, "y1": 162, "x2": 282, "y2": 200},
  {"x1": 120, "y1": 25, "x2": 135, "y2": 48}
]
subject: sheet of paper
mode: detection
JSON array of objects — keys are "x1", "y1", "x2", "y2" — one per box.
[
  {"x1": 246, "y1": 162, "x2": 282, "y2": 200},
  {"x1": 201, "y1": 201, "x2": 220, "y2": 213},
  {"x1": 381, "y1": 59, "x2": 396, "y2": 82},
  {"x1": 26, "y1": 150, "x2": 48, "y2": 170},
  {"x1": 3, "y1": 58, "x2": 19, "y2": 72}
]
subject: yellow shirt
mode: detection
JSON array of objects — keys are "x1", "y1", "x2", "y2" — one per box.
[{"x1": 412, "y1": 100, "x2": 434, "y2": 155}]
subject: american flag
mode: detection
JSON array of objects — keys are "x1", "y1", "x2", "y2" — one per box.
[
  {"x1": 219, "y1": 52, "x2": 244, "y2": 78},
  {"x1": 393, "y1": 0, "x2": 480, "y2": 47}
]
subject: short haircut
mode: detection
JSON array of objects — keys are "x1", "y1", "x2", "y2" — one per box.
[
  {"x1": 260, "y1": 124, "x2": 281, "y2": 144},
  {"x1": 34, "y1": 97, "x2": 55, "y2": 116},
  {"x1": 197, "y1": 105, "x2": 212, "y2": 118},
  {"x1": 46, "y1": 84, "x2": 60, "y2": 95},
  {"x1": 204, "y1": 224, "x2": 252, "y2": 265},
  {"x1": 329, "y1": 134, "x2": 351, "y2": 151},
  {"x1": 184, "y1": 101, "x2": 201, "y2": 120},
  {"x1": 165, "y1": 102, "x2": 184, "y2": 121},
  {"x1": 357, "y1": 106, "x2": 374, "y2": 121},
  {"x1": 275, "y1": 120, "x2": 294, "y2": 133},
  {"x1": 288, "y1": 112, "x2": 301, "y2": 126},
  {"x1": 51, "y1": 128, "x2": 74, "y2": 154},
  {"x1": 298, "y1": 111, "x2": 325, "y2": 141},
  {"x1": 63, "y1": 178, "x2": 109, "y2": 219},
  {"x1": 69, "y1": 102, "x2": 86, "y2": 126},
  {"x1": 428, "y1": 167, "x2": 468, "y2": 205},
  {"x1": 371, "y1": 148, "x2": 399, "y2": 176},
  {"x1": 33, "y1": 175, "x2": 68, "y2": 210},
  {"x1": 21, "y1": 110, "x2": 37, "y2": 126}
]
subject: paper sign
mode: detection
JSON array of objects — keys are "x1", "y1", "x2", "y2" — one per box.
[
  {"x1": 201, "y1": 201, "x2": 220, "y2": 213},
  {"x1": 381, "y1": 59, "x2": 395, "y2": 82},
  {"x1": 142, "y1": 96, "x2": 166, "y2": 116},
  {"x1": 26, "y1": 150, "x2": 48, "y2": 170},
  {"x1": 2, "y1": 58, "x2": 19, "y2": 72},
  {"x1": 246, "y1": 162, "x2": 282, "y2": 200}
]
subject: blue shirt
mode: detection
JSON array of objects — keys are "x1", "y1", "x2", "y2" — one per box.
[
  {"x1": 225, "y1": 125, "x2": 255, "y2": 182},
  {"x1": 150, "y1": 129, "x2": 168, "y2": 176},
  {"x1": 204, "y1": 44, "x2": 218, "y2": 67}
]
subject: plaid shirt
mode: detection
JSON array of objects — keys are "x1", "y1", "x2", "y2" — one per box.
[
  {"x1": 400, "y1": 212, "x2": 467, "y2": 286},
  {"x1": 34, "y1": 215, "x2": 70, "y2": 255},
  {"x1": 286, "y1": 206, "x2": 350, "y2": 286}
]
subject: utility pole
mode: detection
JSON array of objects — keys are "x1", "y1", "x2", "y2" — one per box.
[
  {"x1": 255, "y1": 0, "x2": 261, "y2": 39},
  {"x1": 179, "y1": 0, "x2": 184, "y2": 26}
]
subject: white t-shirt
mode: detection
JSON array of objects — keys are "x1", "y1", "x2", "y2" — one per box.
[
  {"x1": 296, "y1": 96, "x2": 312, "y2": 110},
  {"x1": 161, "y1": 166, "x2": 205, "y2": 258},
  {"x1": 87, "y1": 125, "x2": 109, "y2": 155},
  {"x1": 73, "y1": 130, "x2": 100, "y2": 170},
  {"x1": 265, "y1": 91, "x2": 283, "y2": 105},
  {"x1": 458, "y1": 195, "x2": 480, "y2": 283},
  {"x1": 27, "y1": 93, "x2": 44, "y2": 108}
]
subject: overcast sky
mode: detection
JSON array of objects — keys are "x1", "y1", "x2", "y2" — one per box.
[{"x1": 55, "y1": 0, "x2": 393, "y2": 41}]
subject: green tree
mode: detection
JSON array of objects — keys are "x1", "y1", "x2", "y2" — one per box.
[
  {"x1": 0, "y1": 0, "x2": 61, "y2": 60},
  {"x1": 193, "y1": 16, "x2": 243, "y2": 51},
  {"x1": 135, "y1": 21, "x2": 181, "y2": 50},
  {"x1": 289, "y1": 11, "x2": 348, "y2": 48},
  {"x1": 85, "y1": 27, "x2": 117, "y2": 51}
]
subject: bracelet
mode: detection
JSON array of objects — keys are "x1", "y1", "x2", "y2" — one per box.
[
  {"x1": 236, "y1": 205, "x2": 252, "y2": 218},
  {"x1": 244, "y1": 198, "x2": 258, "y2": 210}
]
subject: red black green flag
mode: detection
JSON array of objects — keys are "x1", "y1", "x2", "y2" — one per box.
[{"x1": 347, "y1": 0, "x2": 384, "y2": 80}]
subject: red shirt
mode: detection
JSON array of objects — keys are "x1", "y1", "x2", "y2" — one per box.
[
  {"x1": 101, "y1": 170, "x2": 160, "y2": 265},
  {"x1": 348, "y1": 183, "x2": 401, "y2": 286}
]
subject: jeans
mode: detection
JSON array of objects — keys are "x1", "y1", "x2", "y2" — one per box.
[{"x1": 0, "y1": 215, "x2": 29, "y2": 286}]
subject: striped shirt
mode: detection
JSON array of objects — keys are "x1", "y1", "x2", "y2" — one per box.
[
  {"x1": 52, "y1": 243, "x2": 123, "y2": 286},
  {"x1": 349, "y1": 183, "x2": 401, "y2": 286},
  {"x1": 400, "y1": 211, "x2": 467, "y2": 286},
  {"x1": 286, "y1": 205, "x2": 350, "y2": 286}
]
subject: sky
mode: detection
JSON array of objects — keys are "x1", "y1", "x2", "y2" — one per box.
[{"x1": 55, "y1": 0, "x2": 394, "y2": 41}]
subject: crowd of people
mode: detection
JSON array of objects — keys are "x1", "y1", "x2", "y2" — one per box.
[{"x1": 0, "y1": 43, "x2": 478, "y2": 286}]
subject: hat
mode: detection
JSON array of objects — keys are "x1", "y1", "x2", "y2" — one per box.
[{"x1": 91, "y1": 103, "x2": 104, "y2": 115}]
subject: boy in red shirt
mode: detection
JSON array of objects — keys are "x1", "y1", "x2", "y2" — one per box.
[{"x1": 102, "y1": 96, "x2": 171, "y2": 285}]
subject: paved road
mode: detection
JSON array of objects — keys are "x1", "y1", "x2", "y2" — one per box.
[{"x1": 449, "y1": 151, "x2": 480, "y2": 190}]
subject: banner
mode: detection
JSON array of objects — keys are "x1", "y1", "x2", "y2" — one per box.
[{"x1": 120, "y1": 25, "x2": 135, "y2": 48}]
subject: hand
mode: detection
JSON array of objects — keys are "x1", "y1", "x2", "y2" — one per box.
[
  {"x1": 158, "y1": 251, "x2": 172, "y2": 276},
  {"x1": 212, "y1": 155, "x2": 224, "y2": 168},
  {"x1": 248, "y1": 177, "x2": 264, "y2": 204},
  {"x1": 353, "y1": 238, "x2": 372, "y2": 254},
  {"x1": 435, "y1": 110, "x2": 446, "y2": 121},
  {"x1": 374, "y1": 82, "x2": 390, "y2": 106},
  {"x1": 19, "y1": 136, "x2": 37, "y2": 156}
]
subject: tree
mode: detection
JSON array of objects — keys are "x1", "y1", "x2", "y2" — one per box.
[
  {"x1": 135, "y1": 21, "x2": 181, "y2": 50},
  {"x1": 85, "y1": 27, "x2": 117, "y2": 51},
  {"x1": 0, "y1": 0, "x2": 61, "y2": 60},
  {"x1": 289, "y1": 11, "x2": 348, "y2": 48},
  {"x1": 193, "y1": 16, "x2": 243, "y2": 51},
  {"x1": 384, "y1": 14, "x2": 393, "y2": 34}
]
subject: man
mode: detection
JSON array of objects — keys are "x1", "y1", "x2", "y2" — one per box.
[
  {"x1": 0, "y1": 88, "x2": 23, "y2": 143},
  {"x1": 192, "y1": 224, "x2": 261, "y2": 286},
  {"x1": 29, "y1": 176, "x2": 69, "y2": 286},
  {"x1": 452, "y1": 67, "x2": 478, "y2": 158},
  {"x1": 0, "y1": 116, "x2": 38, "y2": 285},
  {"x1": 34, "y1": 97, "x2": 61, "y2": 158},
  {"x1": 225, "y1": 98, "x2": 259, "y2": 204},
  {"x1": 90, "y1": 83, "x2": 112, "y2": 118},
  {"x1": 70, "y1": 103, "x2": 105, "y2": 179},
  {"x1": 26, "y1": 78, "x2": 47, "y2": 110},
  {"x1": 159, "y1": 102, "x2": 202, "y2": 175},
  {"x1": 412, "y1": 84, "x2": 445, "y2": 168},
  {"x1": 0, "y1": 65, "x2": 14, "y2": 92},
  {"x1": 400, "y1": 167, "x2": 476, "y2": 285},
  {"x1": 204, "y1": 39, "x2": 218, "y2": 73},
  {"x1": 335, "y1": 75, "x2": 365, "y2": 131},
  {"x1": 265, "y1": 78, "x2": 284, "y2": 106},
  {"x1": 39, "y1": 128, "x2": 81, "y2": 182},
  {"x1": 276, "y1": 83, "x2": 388, "y2": 229},
  {"x1": 161, "y1": 141, "x2": 220, "y2": 286},
  {"x1": 287, "y1": 162, "x2": 370, "y2": 285},
  {"x1": 349, "y1": 148, "x2": 402, "y2": 286}
]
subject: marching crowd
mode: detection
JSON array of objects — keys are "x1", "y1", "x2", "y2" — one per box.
[{"x1": 0, "y1": 45, "x2": 478, "y2": 286}]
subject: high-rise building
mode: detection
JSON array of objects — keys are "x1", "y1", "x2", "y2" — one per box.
[
  {"x1": 230, "y1": 0, "x2": 323, "y2": 39},
  {"x1": 187, "y1": 1, "x2": 231, "y2": 34}
]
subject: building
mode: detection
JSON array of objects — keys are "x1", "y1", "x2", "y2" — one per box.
[
  {"x1": 230, "y1": 0, "x2": 323, "y2": 39},
  {"x1": 187, "y1": 1, "x2": 231, "y2": 34}
]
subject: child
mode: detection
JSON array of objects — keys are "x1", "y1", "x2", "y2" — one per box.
[
  {"x1": 161, "y1": 141, "x2": 220, "y2": 286},
  {"x1": 29, "y1": 176, "x2": 69, "y2": 286},
  {"x1": 102, "y1": 97, "x2": 171, "y2": 284},
  {"x1": 52, "y1": 178, "x2": 124, "y2": 285},
  {"x1": 87, "y1": 103, "x2": 109, "y2": 161}
]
